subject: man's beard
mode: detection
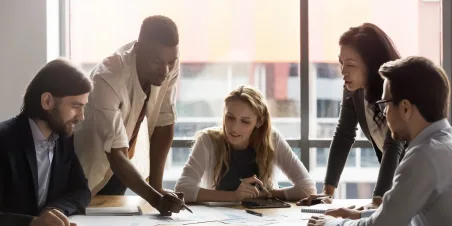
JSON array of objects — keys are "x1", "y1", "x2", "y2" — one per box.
[{"x1": 42, "y1": 107, "x2": 73, "y2": 137}]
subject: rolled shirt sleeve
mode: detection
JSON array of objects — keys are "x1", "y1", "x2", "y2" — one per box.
[
  {"x1": 89, "y1": 76, "x2": 129, "y2": 152},
  {"x1": 155, "y1": 66, "x2": 179, "y2": 127}
]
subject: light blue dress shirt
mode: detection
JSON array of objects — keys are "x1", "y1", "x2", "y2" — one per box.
[
  {"x1": 28, "y1": 118, "x2": 58, "y2": 209},
  {"x1": 326, "y1": 119, "x2": 452, "y2": 226}
]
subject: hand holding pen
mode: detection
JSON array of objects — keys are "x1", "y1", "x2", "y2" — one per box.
[
  {"x1": 243, "y1": 175, "x2": 273, "y2": 199},
  {"x1": 156, "y1": 191, "x2": 193, "y2": 216},
  {"x1": 235, "y1": 176, "x2": 264, "y2": 201}
]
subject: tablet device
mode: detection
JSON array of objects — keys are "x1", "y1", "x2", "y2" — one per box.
[
  {"x1": 201, "y1": 201, "x2": 241, "y2": 207},
  {"x1": 241, "y1": 197, "x2": 291, "y2": 209}
]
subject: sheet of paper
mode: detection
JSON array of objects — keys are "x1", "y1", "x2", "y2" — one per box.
[
  {"x1": 85, "y1": 206, "x2": 142, "y2": 216},
  {"x1": 70, "y1": 204, "x2": 320, "y2": 226},
  {"x1": 273, "y1": 210, "x2": 316, "y2": 220},
  {"x1": 133, "y1": 206, "x2": 231, "y2": 225},
  {"x1": 215, "y1": 207, "x2": 278, "y2": 225},
  {"x1": 261, "y1": 219, "x2": 310, "y2": 226},
  {"x1": 69, "y1": 215, "x2": 142, "y2": 226}
]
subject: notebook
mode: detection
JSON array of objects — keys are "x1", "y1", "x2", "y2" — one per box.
[
  {"x1": 85, "y1": 206, "x2": 142, "y2": 216},
  {"x1": 300, "y1": 204, "x2": 355, "y2": 214}
]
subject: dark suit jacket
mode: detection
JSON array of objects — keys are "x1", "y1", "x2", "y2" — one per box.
[
  {"x1": 0, "y1": 114, "x2": 91, "y2": 226},
  {"x1": 324, "y1": 87, "x2": 406, "y2": 197}
]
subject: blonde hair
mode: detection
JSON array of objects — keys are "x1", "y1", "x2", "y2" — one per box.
[{"x1": 197, "y1": 85, "x2": 275, "y2": 190}]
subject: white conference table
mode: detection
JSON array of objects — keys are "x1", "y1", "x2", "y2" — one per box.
[{"x1": 69, "y1": 195, "x2": 371, "y2": 226}]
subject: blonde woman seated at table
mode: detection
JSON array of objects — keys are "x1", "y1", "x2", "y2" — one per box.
[{"x1": 175, "y1": 86, "x2": 317, "y2": 203}]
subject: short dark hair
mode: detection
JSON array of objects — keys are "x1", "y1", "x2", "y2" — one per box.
[
  {"x1": 138, "y1": 15, "x2": 179, "y2": 46},
  {"x1": 379, "y1": 56, "x2": 450, "y2": 122},
  {"x1": 340, "y1": 23, "x2": 401, "y2": 128},
  {"x1": 21, "y1": 58, "x2": 93, "y2": 119}
]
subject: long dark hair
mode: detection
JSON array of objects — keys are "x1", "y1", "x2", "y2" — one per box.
[
  {"x1": 21, "y1": 58, "x2": 93, "y2": 119},
  {"x1": 339, "y1": 23, "x2": 401, "y2": 128}
]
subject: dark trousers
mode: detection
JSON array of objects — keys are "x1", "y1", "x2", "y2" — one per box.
[{"x1": 96, "y1": 174, "x2": 128, "y2": 195}]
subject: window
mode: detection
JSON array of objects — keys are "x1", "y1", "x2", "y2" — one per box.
[
  {"x1": 309, "y1": 0, "x2": 442, "y2": 139},
  {"x1": 68, "y1": 0, "x2": 301, "y2": 191},
  {"x1": 308, "y1": 0, "x2": 442, "y2": 198},
  {"x1": 69, "y1": 0, "x2": 301, "y2": 139},
  {"x1": 310, "y1": 147, "x2": 380, "y2": 198},
  {"x1": 67, "y1": 0, "x2": 445, "y2": 199},
  {"x1": 316, "y1": 63, "x2": 341, "y2": 79}
]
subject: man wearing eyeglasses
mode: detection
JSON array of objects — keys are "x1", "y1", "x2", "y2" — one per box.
[
  {"x1": 73, "y1": 15, "x2": 185, "y2": 216},
  {"x1": 308, "y1": 56, "x2": 452, "y2": 225}
]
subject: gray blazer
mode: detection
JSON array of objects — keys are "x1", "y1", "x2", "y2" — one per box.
[{"x1": 324, "y1": 87, "x2": 406, "y2": 197}]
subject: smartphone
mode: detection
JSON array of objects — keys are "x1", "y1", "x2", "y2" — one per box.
[
  {"x1": 297, "y1": 196, "x2": 327, "y2": 206},
  {"x1": 310, "y1": 198, "x2": 323, "y2": 205}
]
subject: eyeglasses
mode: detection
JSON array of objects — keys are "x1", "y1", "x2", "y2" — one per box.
[{"x1": 374, "y1": 99, "x2": 392, "y2": 116}]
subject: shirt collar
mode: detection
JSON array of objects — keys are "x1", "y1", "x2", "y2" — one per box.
[
  {"x1": 407, "y1": 118, "x2": 451, "y2": 149},
  {"x1": 28, "y1": 118, "x2": 59, "y2": 144}
]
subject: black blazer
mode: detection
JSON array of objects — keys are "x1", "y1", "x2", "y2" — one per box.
[
  {"x1": 0, "y1": 114, "x2": 91, "y2": 226},
  {"x1": 324, "y1": 87, "x2": 406, "y2": 197}
]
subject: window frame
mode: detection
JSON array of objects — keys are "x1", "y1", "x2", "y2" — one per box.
[{"x1": 60, "y1": 0, "x2": 452, "y2": 171}]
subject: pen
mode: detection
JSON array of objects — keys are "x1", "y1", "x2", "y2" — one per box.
[
  {"x1": 245, "y1": 209, "x2": 262, "y2": 217},
  {"x1": 167, "y1": 191, "x2": 193, "y2": 214},
  {"x1": 251, "y1": 182, "x2": 263, "y2": 192},
  {"x1": 239, "y1": 178, "x2": 263, "y2": 192},
  {"x1": 183, "y1": 204, "x2": 193, "y2": 214}
]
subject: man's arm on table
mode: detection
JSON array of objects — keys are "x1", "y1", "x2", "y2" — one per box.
[
  {"x1": 148, "y1": 124, "x2": 174, "y2": 193},
  {"x1": 106, "y1": 148, "x2": 161, "y2": 205},
  {"x1": 148, "y1": 66, "x2": 179, "y2": 193}
]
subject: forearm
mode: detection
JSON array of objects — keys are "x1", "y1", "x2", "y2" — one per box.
[
  {"x1": 149, "y1": 124, "x2": 174, "y2": 192},
  {"x1": 325, "y1": 88, "x2": 358, "y2": 189},
  {"x1": 271, "y1": 183, "x2": 316, "y2": 201},
  {"x1": 270, "y1": 189, "x2": 286, "y2": 200},
  {"x1": 196, "y1": 188, "x2": 237, "y2": 202},
  {"x1": 323, "y1": 184, "x2": 336, "y2": 195},
  {"x1": 107, "y1": 148, "x2": 161, "y2": 206},
  {"x1": 324, "y1": 143, "x2": 352, "y2": 189}
]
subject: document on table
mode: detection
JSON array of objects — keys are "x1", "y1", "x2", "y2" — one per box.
[
  {"x1": 133, "y1": 206, "x2": 241, "y2": 225},
  {"x1": 71, "y1": 204, "x2": 327, "y2": 226},
  {"x1": 69, "y1": 215, "x2": 142, "y2": 226},
  {"x1": 85, "y1": 206, "x2": 142, "y2": 216}
]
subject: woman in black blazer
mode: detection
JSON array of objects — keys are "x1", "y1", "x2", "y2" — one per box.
[{"x1": 299, "y1": 23, "x2": 405, "y2": 209}]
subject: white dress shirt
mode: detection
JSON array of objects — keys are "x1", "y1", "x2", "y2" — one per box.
[
  {"x1": 74, "y1": 41, "x2": 179, "y2": 194},
  {"x1": 364, "y1": 99, "x2": 388, "y2": 152}
]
